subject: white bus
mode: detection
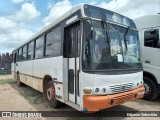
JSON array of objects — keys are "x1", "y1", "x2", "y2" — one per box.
[
  {"x1": 12, "y1": 4, "x2": 145, "y2": 112},
  {"x1": 134, "y1": 14, "x2": 160, "y2": 100}
]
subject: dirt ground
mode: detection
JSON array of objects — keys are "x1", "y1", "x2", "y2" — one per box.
[{"x1": 0, "y1": 75, "x2": 159, "y2": 120}]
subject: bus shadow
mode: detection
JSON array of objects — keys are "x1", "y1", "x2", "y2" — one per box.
[{"x1": 153, "y1": 95, "x2": 160, "y2": 102}]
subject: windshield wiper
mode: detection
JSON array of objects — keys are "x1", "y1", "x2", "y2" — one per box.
[
  {"x1": 124, "y1": 27, "x2": 130, "y2": 51},
  {"x1": 101, "y1": 19, "x2": 110, "y2": 43}
]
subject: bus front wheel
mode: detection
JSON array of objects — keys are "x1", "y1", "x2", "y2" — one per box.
[
  {"x1": 47, "y1": 81, "x2": 62, "y2": 108},
  {"x1": 143, "y1": 77, "x2": 158, "y2": 100}
]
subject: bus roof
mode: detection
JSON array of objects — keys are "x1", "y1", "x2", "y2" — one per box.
[{"x1": 134, "y1": 14, "x2": 160, "y2": 30}]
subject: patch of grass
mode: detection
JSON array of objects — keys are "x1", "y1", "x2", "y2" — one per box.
[
  {"x1": 33, "y1": 96, "x2": 43, "y2": 104},
  {"x1": 0, "y1": 72, "x2": 11, "y2": 75},
  {"x1": 23, "y1": 90, "x2": 38, "y2": 97},
  {"x1": 0, "y1": 79, "x2": 16, "y2": 84},
  {"x1": 16, "y1": 86, "x2": 45, "y2": 104}
]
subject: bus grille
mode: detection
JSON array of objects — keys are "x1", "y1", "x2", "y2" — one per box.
[
  {"x1": 114, "y1": 93, "x2": 135, "y2": 105},
  {"x1": 109, "y1": 83, "x2": 134, "y2": 94}
]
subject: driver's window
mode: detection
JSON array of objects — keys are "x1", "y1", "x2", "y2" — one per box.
[{"x1": 144, "y1": 29, "x2": 159, "y2": 48}]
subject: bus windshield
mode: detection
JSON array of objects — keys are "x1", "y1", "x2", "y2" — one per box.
[
  {"x1": 83, "y1": 19, "x2": 142, "y2": 71},
  {"x1": 84, "y1": 4, "x2": 136, "y2": 29}
]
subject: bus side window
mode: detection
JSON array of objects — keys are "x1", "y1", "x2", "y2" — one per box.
[
  {"x1": 28, "y1": 41, "x2": 34, "y2": 60},
  {"x1": 144, "y1": 29, "x2": 159, "y2": 48},
  {"x1": 45, "y1": 26, "x2": 61, "y2": 57},
  {"x1": 45, "y1": 30, "x2": 53, "y2": 57},
  {"x1": 22, "y1": 45, "x2": 27, "y2": 60},
  {"x1": 52, "y1": 26, "x2": 61, "y2": 57},
  {"x1": 35, "y1": 35, "x2": 44, "y2": 59}
]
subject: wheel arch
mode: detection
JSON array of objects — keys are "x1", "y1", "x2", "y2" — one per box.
[
  {"x1": 43, "y1": 74, "x2": 53, "y2": 96},
  {"x1": 143, "y1": 71, "x2": 158, "y2": 87}
]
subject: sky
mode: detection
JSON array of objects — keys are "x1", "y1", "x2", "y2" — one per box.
[{"x1": 0, "y1": 0, "x2": 160, "y2": 54}]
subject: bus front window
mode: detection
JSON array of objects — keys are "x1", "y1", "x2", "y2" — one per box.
[
  {"x1": 120, "y1": 28, "x2": 142, "y2": 68},
  {"x1": 83, "y1": 19, "x2": 142, "y2": 71}
]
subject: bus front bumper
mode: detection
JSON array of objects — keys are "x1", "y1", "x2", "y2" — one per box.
[{"x1": 83, "y1": 86, "x2": 145, "y2": 112}]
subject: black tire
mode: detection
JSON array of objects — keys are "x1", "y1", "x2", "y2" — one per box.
[
  {"x1": 17, "y1": 74, "x2": 23, "y2": 86},
  {"x1": 47, "y1": 81, "x2": 62, "y2": 108},
  {"x1": 143, "y1": 77, "x2": 158, "y2": 100}
]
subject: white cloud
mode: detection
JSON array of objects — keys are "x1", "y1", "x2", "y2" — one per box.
[
  {"x1": 0, "y1": 17, "x2": 17, "y2": 33},
  {"x1": 12, "y1": 0, "x2": 24, "y2": 4},
  {"x1": 0, "y1": 2, "x2": 40, "y2": 53},
  {"x1": 43, "y1": 0, "x2": 72, "y2": 25},
  {"x1": 14, "y1": 3, "x2": 41, "y2": 21},
  {"x1": 96, "y1": 0, "x2": 160, "y2": 19},
  {"x1": 0, "y1": 16, "x2": 34, "y2": 53}
]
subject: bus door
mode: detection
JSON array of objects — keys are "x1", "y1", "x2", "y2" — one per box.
[{"x1": 65, "y1": 23, "x2": 80, "y2": 105}]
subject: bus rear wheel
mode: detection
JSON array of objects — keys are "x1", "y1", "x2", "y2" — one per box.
[
  {"x1": 143, "y1": 77, "x2": 158, "y2": 100},
  {"x1": 47, "y1": 81, "x2": 62, "y2": 108}
]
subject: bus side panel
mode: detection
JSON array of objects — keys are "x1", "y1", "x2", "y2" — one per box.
[
  {"x1": 141, "y1": 28, "x2": 160, "y2": 85},
  {"x1": 32, "y1": 56, "x2": 64, "y2": 102},
  {"x1": 20, "y1": 60, "x2": 33, "y2": 86},
  {"x1": 20, "y1": 61, "x2": 33, "y2": 75}
]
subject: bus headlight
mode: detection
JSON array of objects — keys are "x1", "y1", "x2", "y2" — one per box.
[
  {"x1": 138, "y1": 81, "x2": 144, "y2": 87},
  {"x1": 95, "y1": 88, "x2": 99, "y2": 93},
  {"x1": 137, "y1": 80, "x2": 144, "y2": 87},
  {"x1": 83, "y1": 88, "x2": 92, "y2": 94},
  {"x1": 102, "y1": 88, "x2": 106, "y2": 94},
  {"x1": 140, "y1": 81, "x2": 143, "y2": 85}
]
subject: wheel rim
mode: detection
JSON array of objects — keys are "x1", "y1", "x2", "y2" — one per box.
[
  {"x1": 47, "y1": 86, "x2": 55, "y2": 100},
  {"x1": 144, "y1": 82, "x2": 151, "y2": 95}
]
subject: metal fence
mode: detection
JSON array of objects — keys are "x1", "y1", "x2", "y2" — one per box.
[{"x1": 0, "y1": 62, "x2": 11, "y2": 74}]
